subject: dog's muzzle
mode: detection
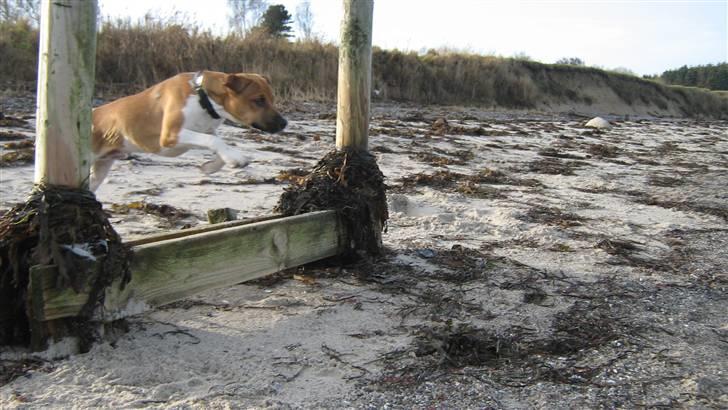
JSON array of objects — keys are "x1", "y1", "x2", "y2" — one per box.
[{"x1": 253, "y1": 114, "x2": 287, "y2": 133}]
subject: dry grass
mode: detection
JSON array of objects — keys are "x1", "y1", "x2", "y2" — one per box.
[
  {"x1": 93, "y1": 18, "x2": 339, "y2": 100},
  {"x1": 0, "y1": 20, "x2": 38, "y2": 83},
  {"x1": 1, "y1": 18, "x2": 727, "y2": 117}
]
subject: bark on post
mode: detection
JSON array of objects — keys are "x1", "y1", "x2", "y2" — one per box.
[
  {"x1": 34, "y1": 0, "x2": 97, "y2": 189},
  {"x1": 335, "y1": 0, "x2": 373, "y2": 151}
]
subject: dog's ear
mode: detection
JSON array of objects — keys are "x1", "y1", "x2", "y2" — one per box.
[
  {"x1": 262, "y1": 75, "x2": 272, "y2": 85},
  {"x1": 224, "y1": 74, "x2": 253, "y2": 94}
]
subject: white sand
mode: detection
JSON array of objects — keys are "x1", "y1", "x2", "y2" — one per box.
[{"x1": 1, "y1": 104, "x2": 727, "y2": 408}]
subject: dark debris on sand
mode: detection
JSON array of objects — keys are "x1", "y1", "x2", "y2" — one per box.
[
  {"x1": 397, "y1": 168, "x2": 541, "y2": 194},
  {"x1": 275, "y1": 149, "x2": 388, "y2": 259},
  {"x1": 1, "y1": 139, "x2": 34, "y2": 167},
  {"x1": 0, "y1": 185, "x2": 130, "y2": 351}
]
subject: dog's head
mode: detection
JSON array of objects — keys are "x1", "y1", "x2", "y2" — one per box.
[{"x1": 216, "y1": 73, "x2": 287, "y2": 133}]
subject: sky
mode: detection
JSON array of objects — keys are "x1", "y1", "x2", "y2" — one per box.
[{"x1": 98, "y1": 0, "x2": 728, "y2": 76}]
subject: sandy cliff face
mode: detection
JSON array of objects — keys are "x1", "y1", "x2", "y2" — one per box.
[
  {"x1": 517, "y1": 63, "x2": 728, "y2": 118},
  {"x1": 371, "y1": 56, "x2": 727, "y2": 119}
]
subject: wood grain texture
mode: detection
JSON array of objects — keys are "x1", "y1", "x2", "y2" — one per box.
[
  {"x1": 335, "y1": 0, "x2": 373, "y2": 151},
  {"x1": 34, "y1": 0, "x2": 97, "y2": 188},
  {"x1": 37, "y1": 211, "x2": 345, "y2": 321},
  {"x1": 125, "y1": 214, "x2": 281, "y2": 246}
]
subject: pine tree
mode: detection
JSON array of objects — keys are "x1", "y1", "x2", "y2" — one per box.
[{"x1": 259, "y1": 4, "x2": 293, "y2": 38}]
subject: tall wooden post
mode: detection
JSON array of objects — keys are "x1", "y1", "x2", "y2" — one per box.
[
  {"x1": 27, "y1": 0, "x2": 98, "y2": 351},
  {"x1": 34, "y1": 0, "x2": 97, "y2": 189},
  {"x1": 335, "y1": 0, "x2": 373, "y2": 151}
]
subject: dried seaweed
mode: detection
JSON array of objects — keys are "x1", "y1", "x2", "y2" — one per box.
[
  {"x1": 402, "y1": 300, "x2": 632, "y2": 385},
  {"x1": 429, "y1": 245, "x2": 491, "y2": 283},
  {"x1": 2, "y1": 140, "x2": 33, "y2": 149},
  {"x1": 369, "y1": 126, "x2": 418, "y2": 138},
  {"x1": 519, "y1": 205, "x2": 586, "y2": 228},
  {"x1": 398, "y1": 170, "x2": 461, "y2": 190},
  {"x1": 597, "y1": 238, "x2": 641, "y2": 256},
  {"x1": 276, "y1": 167, "x2": 310, "y2": 184},
  {"x1": 527, "y1": 157, "x2": 583, "y2": 175},
  {"x1": 587, "y1": 143, "x2": 620, "y2": 158},
  {"x1": 409, "y1": 151, "x2": 473, "y2": 167},
  {"x1": 632, "y1": 195, "x2": 728, "y2": 222},
  {"x1": 455, "y1": 181, "x2": 507, "y2": 199},
  {"x1": 647, "y1": 174, "x2": 685, "y2": 187},
  {"x1": 0, "y1": 148, "x2": 34, "y2": 167},
  {"x1": 414, "y1": 325, "x2": 520, "y2": 368},
  {"x1": 0, "y1": 185, "x2": 130, "y2": 350},
  {"x1": 398, "y1": 168, "x2": 540, "y2": 193},
  {"x1": 428, "y1": 118, "x2": 493, "y2": 137},
  {"x1": 0, "y1": 131, "x2": 26, "y2": 141},
  {"x1": 596, "y1": 238, "x2": 669, "y2": 270},
  {"x1": 0, "y1": 114, "x2": 28, "y2": 128},
  {"x1": 537, "y1": 147, "x2": 585, "y2": 160},
  {"x1": 110, "y1": 201, "x2": 192, "y2": 222},
  {"x1": 275, "y1": 149, "x2": 388, "y2": 259},
  {"x1": 0, "y1": 358, "x2": 52, "y2": 387},
  {"x1": 399, "y1": 288, "x2": 482, "y2": 321},
  {"x1": 656, "y1": 141, "x2": 683, "y2": 155}
]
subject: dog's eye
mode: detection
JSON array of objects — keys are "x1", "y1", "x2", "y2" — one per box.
[{"x1": 254, "y1": 96, "x2": 266, "y2": 107}]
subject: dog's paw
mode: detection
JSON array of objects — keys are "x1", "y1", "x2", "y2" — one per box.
[
  {"x1": 220, "y1": 151, "x2": 251, "y2": 168},
  {"x1": 200, "y1": 155, "x2": 225, "y2": 174},
  {"x1": 229, "y1": 159, "x2": 251, "y2": 168},
  {"x1": 160, "y1": 134, "x2": 178, "y2": 148}
]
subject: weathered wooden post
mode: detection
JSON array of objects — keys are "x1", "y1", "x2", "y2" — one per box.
[
  {"x1": 0, "y1": 0, "x2": 128, "y2": 353},
  {"x1": 336, "y1": 0, "x2": 374, "y2": 151},
  {"x1": 276, "y1": 0, "x2": 386, "y2": 258},
  {"x1": 29, "y1": 0, "x2": 103, "y2": 351},
  {"x1": 34, "y1": 0, "x2": 97, "y2": 188}
]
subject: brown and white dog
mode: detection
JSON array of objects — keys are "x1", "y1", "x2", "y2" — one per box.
[{"x1": 90, "y1": 70, "x2": 287, "y2": 191}]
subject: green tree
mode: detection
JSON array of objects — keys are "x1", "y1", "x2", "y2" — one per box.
[
  {"x1": 259, "y1": 4, "x2": 293, "y2": 38},
  {"x1": 660, "y1": 63, "x2": 728, "y2": 90}
]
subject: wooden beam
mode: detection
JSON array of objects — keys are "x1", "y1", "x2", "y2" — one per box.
[
  {"x1": 335, "y1": 0, "x2": 373, "y2": 151},
  {"x1": 125, "y1": 214, "x2": 281, "y2": 246},
  {"x1": 33, "y1": 211, "x2": 345, "y2": 321},
  {"x1": 34, "y1": 0, "x2": 97, "y2": 188}
]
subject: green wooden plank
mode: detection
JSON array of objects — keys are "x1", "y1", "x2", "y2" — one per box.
[{"x1": 39, "y1": 210, "x2": 344, "y2": 321}]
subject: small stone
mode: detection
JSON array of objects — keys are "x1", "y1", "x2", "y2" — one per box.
[
  {"x1": 207, "y1": 208, "x2": 237, "y2": 224},
  {"x1": 417, "y1": 248, "x2": 436, "y2": 258},
  {"x1": 585, "y1": 116, "x2": 612, "y2": 129}
]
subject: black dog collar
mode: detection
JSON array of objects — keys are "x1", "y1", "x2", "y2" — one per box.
[{"x1": 193, "y1": 71, "x2": 221, "y2": 120}]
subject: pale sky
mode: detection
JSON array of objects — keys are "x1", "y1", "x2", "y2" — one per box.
[{"x1": 98, "y1": 0, "x2": 728, "y2": 76}]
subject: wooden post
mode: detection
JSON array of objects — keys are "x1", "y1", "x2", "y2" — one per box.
[
  {"x1": 26, "y1": 0, "x2": 97, "y2": 351},
  {"x1": 335, "y1": 0, "x2": 373, "y2": 151},
  {"x1": 34, "y1": 0, "x2": 97, "y2": 189}
]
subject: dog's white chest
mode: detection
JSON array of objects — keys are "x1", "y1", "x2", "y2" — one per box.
[{"x1": 181, "y1": 95, "x2": 224, "y2": 133}]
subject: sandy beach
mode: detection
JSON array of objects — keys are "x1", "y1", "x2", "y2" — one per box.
[{"x1": 1, "y1": 100, "x2": 727, "y2": 408}]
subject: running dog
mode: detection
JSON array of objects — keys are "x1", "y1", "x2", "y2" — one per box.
[{"x1": 90, "y1": 70, "x2": 287, "y2": 191}]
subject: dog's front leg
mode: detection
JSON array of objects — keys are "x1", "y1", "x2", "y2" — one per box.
[
  {"x1": 177, "y1": 129, "x2": 251, "y2": 170},
  {"x1": 201, "y1": 154, "x2": 225, "y2": 174},
  {"x1": 90, "y1": 157, "x2": 116, "y2": 191}
]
